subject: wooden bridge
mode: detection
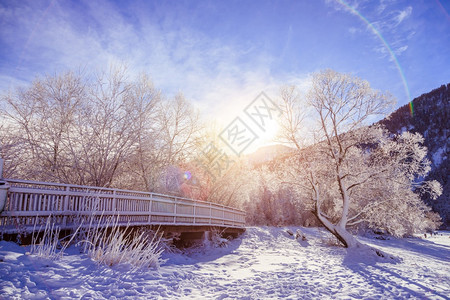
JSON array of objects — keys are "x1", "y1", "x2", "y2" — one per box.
[{"x1": 0, "y1": 179, "x2": 246, "y2": 242}]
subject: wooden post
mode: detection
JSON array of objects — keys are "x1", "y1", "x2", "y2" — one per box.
[
  {"x1": 193, "y1": 201, "x2": 197, "y2": 224},
  {"x1": 112, "y1": 190, "x2": 116, "y2": 213},
  {"x1": 174, "y1": 197, "x2": 177, "y2": 224},
  {"x1": 63, "y1": 186, "x2": 70, "y2": 227},
  {"x1": 0, "y1": 158, "x2": 4, "y2": 179},
  {"x1": 148, "y1": 193, "x2": 153, "y2": 224},
  {"x1": 222, "y1": 205, "x2": 225, "y2": 225},
  {"x1": 209, "y1": 202, "x2": 212, "y2": 224}
]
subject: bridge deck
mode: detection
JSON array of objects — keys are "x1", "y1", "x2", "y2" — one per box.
[{"x1": 0, "y1": 179, "x2": 246, "y2": 235}]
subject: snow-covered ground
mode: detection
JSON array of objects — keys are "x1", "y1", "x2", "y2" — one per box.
[{"x1": 1, "y1": 227, "x2": 449, "y2": 299}]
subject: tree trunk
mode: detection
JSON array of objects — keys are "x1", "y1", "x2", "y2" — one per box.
[
  {"x1": 311, "y1": 177, "x2": 361, "y2": 248},
  {"x1": 313, "y1": 207, "x2": 360, "y2": 248}
]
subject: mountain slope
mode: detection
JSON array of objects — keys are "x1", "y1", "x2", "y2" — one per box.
[{"x1": 379, "y1": 84, "x2": 450, "y2": 227}]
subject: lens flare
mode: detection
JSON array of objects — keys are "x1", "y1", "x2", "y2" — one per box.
[
  {"x1": 183, "y1": 171, "x2": 192, "y2": 180},
  {"x1": 409, "y1": 101, "x2": 414, "y2": 117}
]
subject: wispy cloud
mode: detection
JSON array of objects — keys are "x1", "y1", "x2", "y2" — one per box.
[
  {"x1": 377, "y1": 0, "x2": 387, "y2": 14},
  {"x1": 396, "y1": 6, "x2": 412, "y2": 25},
  {"x1": 394, "y1": 45, "x2": 408, "y2": 56},
  {"x1": 0, "y1": 0, "x2": 285, "y2": 124},
  {"x1": 327, "y1": 0, "x2": 414, "y2": 61},
  {"x1": 348, "y1": 27, "x2": 359, "y2": 35},
  {"x1": 2, "y1": 0, "x2": 447, "y2": 120}
]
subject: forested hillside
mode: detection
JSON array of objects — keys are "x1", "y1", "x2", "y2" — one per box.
[{"x1": 379, "y1": 84, "x2": 450, "y2": 228}]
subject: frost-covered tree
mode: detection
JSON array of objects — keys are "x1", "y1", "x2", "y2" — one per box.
[
  {"x1": 279, "y1": 70, "x2": 441, "y2": 247},
  {"x1": 344, "y1": 129, "x2": 442, "y2": 236},
  {"x1": 123, "y1": 92, "x2": 202, "y2": 193},
  {"x1": 0, "y1": 66, "x2": 200, "y2": 191},
  {"x1": 0, "y1": 71, "x2": 87, "y2": 182}
]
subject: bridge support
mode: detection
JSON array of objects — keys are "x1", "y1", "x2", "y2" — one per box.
[
  {"x1": 2, "y1": 224, "x2": 246, "y2": 247},
  {"x1": 149, "y1": 225, "x2": 246, "y2": 248}
]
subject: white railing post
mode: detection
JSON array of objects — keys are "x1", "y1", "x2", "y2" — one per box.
[
  {"x1": 148, "y1": 194, "x2": 152, "y2": 223},
  {"x1": 193, "y1": 200, "x2": 196, "y2": 224},
  {"x1": 209, "y1": 202, "x2": 212, "y2": 224},
  {"x1": 222, "y1": 205, "x2": 225, "y2": 225},
  {"x1": 112, "y1": 190, "x2": 117, "y2": 213},
  {"x1": 62, "y1": 186, "x2": 70, "y2": 226},
  {"x1": 0, "y1": 158, "x2": 4, "y2": 179},
  {"x1": 174, "y1": 197, "x2": 177, "y2": 224},
  {"x1": 64, "y1": 186, "x2": 70, "y2": 211}
]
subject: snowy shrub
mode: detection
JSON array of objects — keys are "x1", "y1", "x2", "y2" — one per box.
[
  {"x1": 159, "y1": 235, "x2": 181, "y2": 254},
  {"x1": 322, "y1": 236, "x2": 343, "y2": 247},
  {"x1": 318, "y1": 229, "x2": 343, "y2": 247},
  {"x1": 209, "y1": 229, "x2": 230, "y2": 248},
  {"x1": 244, "y1": 168, "x2": 309, "y2": 227}
]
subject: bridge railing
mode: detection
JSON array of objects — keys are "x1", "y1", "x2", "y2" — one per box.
[{"x1": 0, "y1": 179, "x2": 246, "y2": 234}]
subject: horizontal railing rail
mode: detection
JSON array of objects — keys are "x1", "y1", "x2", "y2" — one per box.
[{"x1": 0, "y1": 179, "x2": 246, "y2": 234}]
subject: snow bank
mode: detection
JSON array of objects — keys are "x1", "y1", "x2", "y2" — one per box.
[{"x1": 1, "y1": 227, "x2": 449, "y2": 299}]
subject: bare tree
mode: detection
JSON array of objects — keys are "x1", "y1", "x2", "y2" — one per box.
[
  {"x1": 279, "y1": 70, "x2": 441, "y2": 248},
  {"x1": 52, "y1": 67, "x2": 160, "y2": 187},
  {"x1": 159, "y1": 94, "x2": 202, "y2": 163},
  {"x1": 1, "y1": 67, "x2": 166, "y2": 189},
  {"x1": 143, "y1": 94, "x2": 203, "y2": 193},
  {"x1": 101, "y1": 72, "x2": 161, "y2": 190},
  {"x1": 1, "y1": 72, "x2": 86, "y2": 181}
]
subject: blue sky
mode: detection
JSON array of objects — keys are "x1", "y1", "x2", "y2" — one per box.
[{"x1": 0, "y1": 0, "x2": 449, "y2": 127}]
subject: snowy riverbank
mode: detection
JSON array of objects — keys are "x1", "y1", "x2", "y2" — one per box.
[{"x1": 1, "y1": 227, "x2": 449, "y2": 299}]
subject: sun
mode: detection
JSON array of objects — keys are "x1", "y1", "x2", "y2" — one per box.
[{"x1": 244, "y1": 119, "x2": 280, "y2": 154}]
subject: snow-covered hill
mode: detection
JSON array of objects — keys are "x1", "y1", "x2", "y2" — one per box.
[
  {"x1": 379, "y1": 83, "x2": 450, "y2": 228},
  {"x1": 1, "y1": 227, "x2": 449, "y2": 299}
]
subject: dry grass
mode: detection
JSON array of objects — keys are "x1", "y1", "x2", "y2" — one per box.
[
  {"x1": 29, "y1": 216, "x2": 79, "y2": 260},
  {"x1": 77, "y1": 214, "x2": 165, "y2": 270},
  {"x1": 28, "y1": 197, "x2": 165, "y2": 271}
]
